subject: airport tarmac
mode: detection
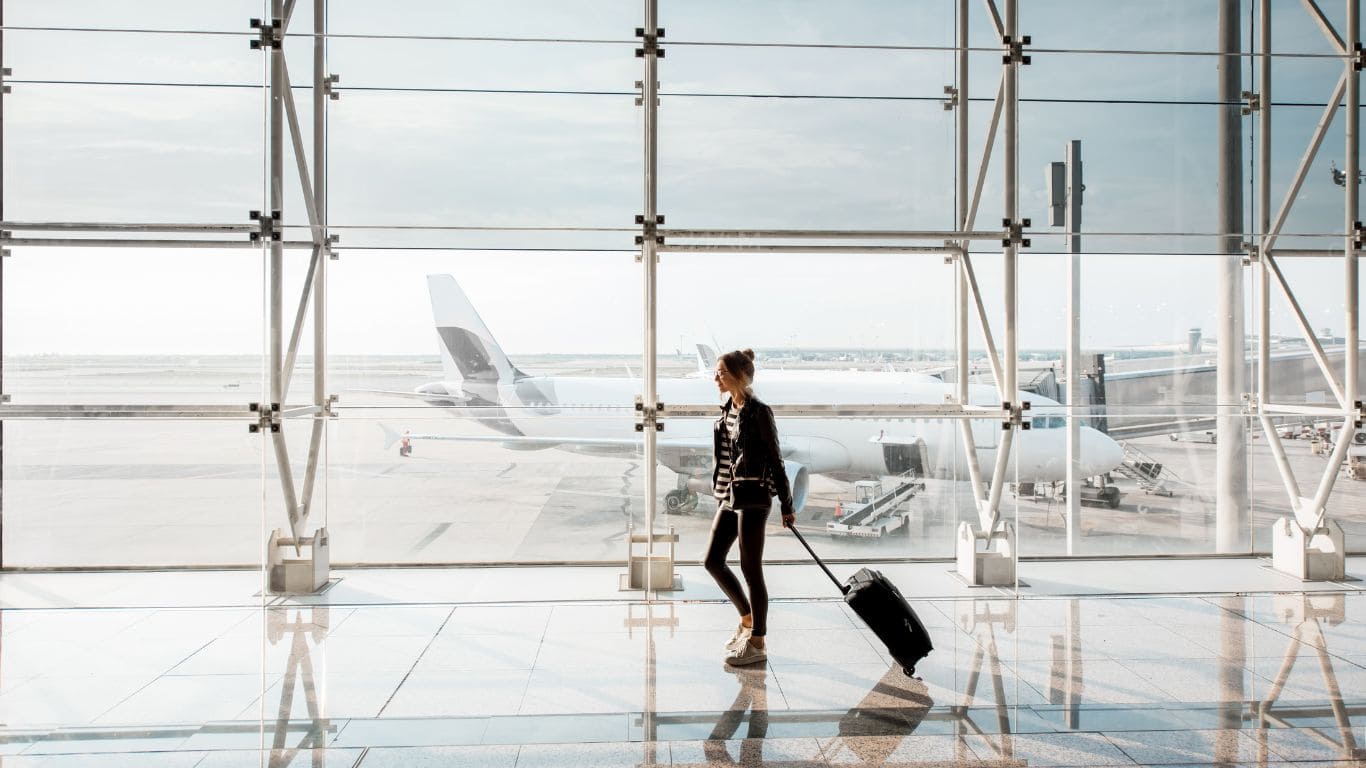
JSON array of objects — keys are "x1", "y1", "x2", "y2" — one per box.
[{"x1": 3, "y1": 355, "x2": 1364, "y2": 567}]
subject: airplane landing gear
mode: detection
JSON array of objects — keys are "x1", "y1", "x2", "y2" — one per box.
[{"x1": 664, "y1": 489, "x2": 700, "y2": 514}]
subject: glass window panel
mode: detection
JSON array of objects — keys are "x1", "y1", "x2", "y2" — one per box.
[
  {"x1": 6, "y1": 0, "x2": 258, "y2": 32},
  {"x1": 328, "y1": 0, "x2": 637, "y2": 40},
  {"x1": 4, "y1": 248, "x2": 266, "y2": 402},
  {"x1": 5, "y1": 84, "x2": 262, "y2": 223},
  {"x1": 6, "y1": 30, "x2": 259, "y2": 85},
  {"x1": 1022, "y1": 0, "x2": 1230, "y2": 55},
  {"x1": 661, "y1": 1, "x2": 954, "y2": 47},
  {"x1": 3, "y1": 420, "x2": 264, "y2": 567},
  {"x1": 326, "y1": 250, "x2": 641, "y2": 564},
  {"x1": 327, "y1": 411, "x2": 641, "y2": 564},
  {"x1": 326, "y1": 37, "x2": 634, "y2": 92},
  {"x1": 660, "y1": 98, "x2": 955, "y2": 229},
  {"x1": 327, "y1": 91, "x2": 638, "y2": 237}
]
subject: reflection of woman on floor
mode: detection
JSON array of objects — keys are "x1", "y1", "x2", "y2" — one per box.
[{"x1": 704, "y1": 667, "x2": 769, "y2": 765}]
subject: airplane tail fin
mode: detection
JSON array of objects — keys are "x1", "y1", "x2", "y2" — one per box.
[
  {"x1": 426, "y1": 275, "x2": 525, "y2": 386},
  {"x1": 695, "y1": 342, "x2": 717, "y2": 374},
  {"x1": 379, "y1": 423, "x2": 402, "y2": 450}
]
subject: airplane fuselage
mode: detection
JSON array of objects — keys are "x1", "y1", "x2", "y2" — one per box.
[{"x1": 440, "y1": 370, "x2": 1123, "y2": 482}]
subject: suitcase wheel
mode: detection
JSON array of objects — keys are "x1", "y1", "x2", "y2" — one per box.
[{"x1": 903, "y1": 665, "x2": 916, "y2": 677}]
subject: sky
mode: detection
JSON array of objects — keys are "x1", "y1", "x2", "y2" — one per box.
[{"x1": 1, "y1": 0, "x2": 1362, "y2": 355}]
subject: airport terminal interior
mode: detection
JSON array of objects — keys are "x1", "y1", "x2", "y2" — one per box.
[{"x1": 3, "y1": 0, "x2": 1366, "y2": 766}]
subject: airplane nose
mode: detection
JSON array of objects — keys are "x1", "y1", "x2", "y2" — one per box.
[{"x1": 1080, "y1": 427, "x2": 1125, "y2": 476}]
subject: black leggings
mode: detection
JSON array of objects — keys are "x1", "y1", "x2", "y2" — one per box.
[{"x1": 703, "y1": 507, "x2": 770, "y2": 636}]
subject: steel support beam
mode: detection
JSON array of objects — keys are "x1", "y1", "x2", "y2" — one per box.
[
  {"x1": 957, "y1": 0, "x2": 1019, "y2": 587},
  {"x1": 640, "y1": 0, "x2": 661, "y2": 593},
  {"x1": 1063, "y1": 140, "x2": 1082, "y2": 555},
  {"x1": 1216, "y1": 0, "x2": 1249, "y2": 553},
  {"x1": 956, "y1": 0, "x2": 988, "y2": 510},
  {"x1": 1267, "y1": 1, "x2": 1359, "y2": 581}
]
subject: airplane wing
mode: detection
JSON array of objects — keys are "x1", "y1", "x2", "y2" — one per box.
[
  {"x1": 353, "y1": 389, "x2": 471, "y2": 403},
  {"x1": 379, "y1": 423, "x2": 710, "y2": 461}
]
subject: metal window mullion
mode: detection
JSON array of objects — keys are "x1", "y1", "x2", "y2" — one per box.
[
  {"x1": 641, "y1": 0, "x2": 660, "y2": 589},
  {"x1": 1, "y1": 238, "x2": 313, "y2": 249},
  {"x1": 956, "y1": 0, "x2": 987, "y2": 509},
  {"x1": 1344, "y1": 0, "x2": 1359, "y2": 450},
  {"x1": 657, "y1": 244, "x2": 961, "y2": 254},
  {"x1": 306, "y1": 0, "x2": 329, "y2": 527},
  {"x1": 1, "y1": 222, "x2": 259, "y2": 233},
  {"x1": 660, "y1": 229, "x2": 1006, "y2": 240}
]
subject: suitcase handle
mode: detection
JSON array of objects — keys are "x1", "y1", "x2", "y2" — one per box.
[{"x1": 789, "y1": 526, "x2": 849, "y2": 595}]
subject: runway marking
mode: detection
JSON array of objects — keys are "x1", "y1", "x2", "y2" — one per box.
[{"x1": 409, "y1": 523, "x2": 453, "y2": 555}]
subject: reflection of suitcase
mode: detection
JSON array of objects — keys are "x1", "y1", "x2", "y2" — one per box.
[{"x1": 791, "y1": 527, "x2": 933, "y2": 676}]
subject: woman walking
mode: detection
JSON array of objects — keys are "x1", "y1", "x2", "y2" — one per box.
[{"x1": 705, "y1": 349, "x2": 795, "y2": 666}]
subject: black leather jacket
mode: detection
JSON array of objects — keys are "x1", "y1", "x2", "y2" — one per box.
[{"x1": 712, "y1": 394, "x2": 794, "y2": 516}]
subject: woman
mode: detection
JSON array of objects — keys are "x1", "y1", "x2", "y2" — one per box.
[{"x1": 705, "y1": 348, "x2": 795, "y2": 667}]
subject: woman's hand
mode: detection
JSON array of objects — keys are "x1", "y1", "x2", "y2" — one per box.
[{"x1": 782, "y1": 512, "x2": 796, "y2": 528}]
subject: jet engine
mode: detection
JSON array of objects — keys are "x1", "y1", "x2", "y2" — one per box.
[
  {"x1": 783, "y1": 460, "x2": 810, "y2": 514},
  {"x1": 680, "y1": 461, "x2": 809, "y2": 513}
]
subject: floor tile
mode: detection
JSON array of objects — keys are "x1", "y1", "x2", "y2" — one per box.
[
  {"x1": 518, "y1": 667, "x2": 647, "y2": 716},
  {"x1": 965, "y1": 731, "x2": 1137, "y2": 765},
  {"x1": 383, "y1": 669, "x2": 532, "y2": 718},
  {"x1": 195, "y1": 747, "x2": 363, "y2": 767},
  {"x1": 1103, "y1": 728, "x2": 1264, "y2": 764},
  {"x1": 669, "y1": 736, "x2": 827, "y2": 767},
  {"x1": 331, "y1": 716, "x2": 487, "y2": 749},
  {"x1": 514, "y1": 741, "x2": 659, "y2": 767},
  {"x1": 354, "y1": 744, "x2": 518, "y2": 767},
  {"x1": 96, "y1": 674, "x2": 277, "y2": 726},
  {"x1": 818, "y1": 733, "x2": 976, "y2": 766}
]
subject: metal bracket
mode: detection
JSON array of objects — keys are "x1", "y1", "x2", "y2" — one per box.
[
  {"x1": 1002, "y1": 218, "x2": 1032, "y2": 248},
  {"x1": 1354, "y1": 42, "x2": 1365, "y2": 72},
  {"x1": 324, "y1": 394, "x2": 340, "y2": 418},
  {"x1": 2, "y1": 67, "x2": 11, "y2": 95},
  {"x1": 635, "y1": 27, "x2": 665, "y2": 58},
  {"x1": 942, "y1": 85, "x2": 959, "y2": 111},
  {"x1": 633, "y1": 80, "x2": 660, "y2": 107},
  {"x1": 634, "y1": 214, "x2": 665, "y2": 262},
  {"x1": 1353, "y1": 220, "x2": 1365, "y2": 252},
  {"x1": 322, "y1": 74, "x2": 341, "y2": 100},
  {"x1": 249, "y1": 402, "x2": 282, "y2": 433},
  {"x1": 1240, "y1": 89, "x2": 1261, "y2": 115},
  {"x1": 249, "y1": 17, "x2": 283, "y2": 50},
  {"x1": 1002, "y1": 34, "x2": 1032, "y2": 65},
  {"x1": 635, "y1": 396, "x2": 665, "y2": 432},
  {"x1": 1242, "y1": 241, "x2": 1259, "y2": 266},
  {"x1": 999, "y1": 399, "x2": 1031, "y2": 431},
  {"x1": 249, "y1": 210, "x2": 282, "y2": 243},
  {"x1": 328, "y1": 233, "x2": 341, "y2": 260}
]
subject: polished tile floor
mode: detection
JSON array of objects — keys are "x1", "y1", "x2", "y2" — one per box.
[{"x1": 1, "y1": 570, "x2": 1365, "y2": 766}]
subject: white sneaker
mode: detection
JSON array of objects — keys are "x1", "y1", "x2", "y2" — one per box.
[
  {"x1": 725, "y1": 640, "x2": 767, "y2": 667},
  {"x1": 724, "y1": 622, "x2": 752, "y2": 652}
]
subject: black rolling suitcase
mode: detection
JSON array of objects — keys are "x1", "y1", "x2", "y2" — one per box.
[{"x1": 790, "y1": 527, "x2": 933, "y2": 676}]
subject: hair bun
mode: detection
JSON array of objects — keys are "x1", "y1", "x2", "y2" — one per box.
[{"x1": 741, "y1": 348, "x2": 755, "y2": 361}]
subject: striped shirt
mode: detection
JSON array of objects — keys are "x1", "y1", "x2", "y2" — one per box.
[{"x1": 713, "y1": 403, "x2": 742, "y2": 511}]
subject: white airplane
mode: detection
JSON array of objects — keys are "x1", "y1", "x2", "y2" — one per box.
[{"x1": 390, "y1": 275, "x2": 1125, "y2": 514}]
